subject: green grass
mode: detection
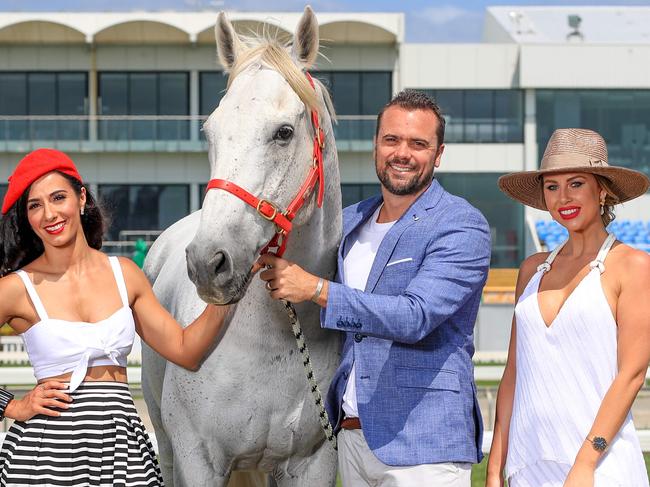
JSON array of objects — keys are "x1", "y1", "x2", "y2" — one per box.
[{"x1": 335, "y1": 453, "x2": 650, "y2": 486}]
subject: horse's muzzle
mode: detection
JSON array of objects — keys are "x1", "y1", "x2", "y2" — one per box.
[{"x1": 185, "y1": 241, "x2": 247, "y2": 304}]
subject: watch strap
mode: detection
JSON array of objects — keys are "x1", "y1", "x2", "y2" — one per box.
[{"x1": 0, "y1": 388, "x2": 14, "y2": 421}]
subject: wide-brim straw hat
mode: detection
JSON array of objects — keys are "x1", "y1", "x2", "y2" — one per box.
[{"x1": 498, "y1": 128, "x2": 650, "y2": 210}]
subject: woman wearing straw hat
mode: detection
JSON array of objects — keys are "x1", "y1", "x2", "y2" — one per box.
[
  {"x1": 0, "y1": 148, "x2": 232, "y2": 485},
  {"x1": 486, "y1": 129, "x2": 650, "y2": 486}
]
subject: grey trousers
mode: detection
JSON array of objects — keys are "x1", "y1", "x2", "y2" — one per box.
[{"x1": 338, "y1": 429, "x2": 471, "y2": 487}]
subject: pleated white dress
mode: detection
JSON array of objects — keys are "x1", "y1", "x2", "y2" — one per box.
[{"x1": 506, "y1": 234, "x2": 649, "y2": 487}]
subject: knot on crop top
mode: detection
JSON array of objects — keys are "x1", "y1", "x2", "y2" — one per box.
[{"x1": 16, "y1": 256, "x2": 135, "y2": 392}]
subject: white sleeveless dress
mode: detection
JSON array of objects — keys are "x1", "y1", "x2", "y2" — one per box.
[{"x1": 507, "y1": 234, "x2": 649, "y2": 487}]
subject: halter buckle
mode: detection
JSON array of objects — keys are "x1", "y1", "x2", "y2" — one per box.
[
  {"x1": 316, "y1": 127, "x2": 325, "y2": 149},
  {"x1": 256, "y1": 199, "x2": 278, "y2": 221}
]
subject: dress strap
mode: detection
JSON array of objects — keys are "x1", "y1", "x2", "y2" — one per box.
[
  {"x1": 536, "y1": 239, "x2": 567, "y2": 273},
  {"x1": 589, "y1": 233, "x2": 616, "y2": 274},
  {"x1": 14, "y1": 270, "x2": 49, "y2": 321},
  {"x1": 109, "y1": 257, "x2": 129, "y2": 307}
]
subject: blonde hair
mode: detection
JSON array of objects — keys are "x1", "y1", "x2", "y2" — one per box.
[
  {"x1": 227, "y1": 37, "x2": 334, "y2": 120},
  {"x1": 594, "y1": 174, "x2": 620, "y2": 227}
]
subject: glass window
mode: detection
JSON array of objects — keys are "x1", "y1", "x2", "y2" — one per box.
[
  {"x1": 0, "y1": 73, "x2": 27, "y2": 140},
  {"x1": 58, "y1": 73, "x2": 87, "y2": 139},
  {"x1": 199, "y1": 72, "x2": 227, "y2": 116},
  {"x1": 29, "y1": 73, "x2": 57, "y2": 139},
  {"x1": 536, "y1": 90, "x2": 650, "y2": 176},
  {"x1": 99, "y1": 72, "x2": 189, "y2": 140},
  {"x1": 341, "y1": 183, "x2": 381, "y2": 208},
  {"x1": 0, "y1": 72, "x2": 87, "y2": 141},
  {"x1": 436, "y1": 173, "x2": 524, "y2": 268},
  {"x1": 422, "y1": 89, "x2": 523, "y2": 143},
  {"x1": 361, "y1": 73, "x2": 391, "y2": 115},
  {"x1": 314, "y1": 71, "x2": 391, "y2": 142},
  {"x1": 464, "y1": 90, "x2": 493, "y2": 143},
  {"x1": 0, "y1": 185, "x2": 7, "y2": 205},
  {"x1": 99, "y1": 184, "x2": 190, "y2": 240}
]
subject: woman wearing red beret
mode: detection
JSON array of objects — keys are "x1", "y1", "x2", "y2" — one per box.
[{"x1": 0, "y1": 148, "x2": 230, "y2": 485}]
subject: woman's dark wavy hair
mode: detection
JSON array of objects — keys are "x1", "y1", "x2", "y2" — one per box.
[{"x1": 0, "y1": 172, "x2": 106, "y2": 277}]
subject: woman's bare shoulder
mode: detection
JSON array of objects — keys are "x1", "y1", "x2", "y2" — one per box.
[
  {"x1": 518, "y1": 252, "x2": 548, "y2": 280},
  {"x1": 609, "y1": 242, "x2": 650, "y2": 282},
  {"x1": 0, "y1": 272, "x2": 29, "y2": 320}
]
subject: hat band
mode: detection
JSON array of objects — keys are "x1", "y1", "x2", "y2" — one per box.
[{"x1": 541, "y1": 153, "x2": 608, "y2": 171}]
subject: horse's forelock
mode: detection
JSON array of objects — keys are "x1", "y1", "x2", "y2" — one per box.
[{"x1": 226, "y1": 38, "x2": 334, "y2": 121}]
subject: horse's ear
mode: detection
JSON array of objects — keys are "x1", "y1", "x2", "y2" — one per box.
[
  {"x1": 215, "y1": 12, "x2": 242, "y2": 71},
  {"x1": 291, "y1": 5, "x2": 319, "y2": 69}
]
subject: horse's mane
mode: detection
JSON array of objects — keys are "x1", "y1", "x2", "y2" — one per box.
[{"x1": 226, "y1": 35, "x2": 336, "y2": 121}]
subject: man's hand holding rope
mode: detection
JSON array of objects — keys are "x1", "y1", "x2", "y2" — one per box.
[{"x1": 257, "y1": 254, "x2": 328, "y2": 307}]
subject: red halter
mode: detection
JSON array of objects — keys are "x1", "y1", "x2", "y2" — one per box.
[{"x1": 205, "y1": 72, "x2": 325, "y2": 258}]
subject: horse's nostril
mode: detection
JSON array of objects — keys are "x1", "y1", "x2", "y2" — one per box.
[{"x1": 212, "y1": 251, "x2": 226, "y2": 275}]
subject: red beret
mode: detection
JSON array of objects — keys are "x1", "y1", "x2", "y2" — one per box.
[{"x1": 2, "y1": 148, "x2": 83, "y2": 215}]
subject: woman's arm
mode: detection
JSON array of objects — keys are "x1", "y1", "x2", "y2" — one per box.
[
  {"x1": 485, "y1": 253, "x2": 545, "y2": 486},
  {"x1": 564, "y1": 250, "x2": 650, "y2": 486},
  {"x1": 485, "y1": 320, "x2": 516, "y2": 486},
  {"x1": 122, "y1": 258, "x2": 230, "y2": 371}
]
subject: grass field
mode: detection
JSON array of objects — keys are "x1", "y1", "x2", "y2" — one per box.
[{"x1": 334, "y1": 453, "x2": 650, "y2": 486}]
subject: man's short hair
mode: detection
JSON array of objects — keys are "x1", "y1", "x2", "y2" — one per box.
[{"x1": 375, "y1": 90, "x2": 446, "y2": 145}]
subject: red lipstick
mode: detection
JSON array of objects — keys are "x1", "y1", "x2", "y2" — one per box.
[{"x1": 558, "y1": 206, "x2": 581, "y2": 220}]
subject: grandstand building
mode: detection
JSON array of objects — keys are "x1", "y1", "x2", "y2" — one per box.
[{"x1": 1, "y1": 6, "x2": 649, "y2": 350}]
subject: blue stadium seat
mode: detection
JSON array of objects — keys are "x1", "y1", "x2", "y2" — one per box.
[{"x1": 536, "y1": 219, "x2": 650, "y2": 253}]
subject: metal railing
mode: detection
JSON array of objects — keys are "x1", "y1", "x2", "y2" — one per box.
[{"x1": 0, "y1": 115, "x2": 377, "y2": 144}]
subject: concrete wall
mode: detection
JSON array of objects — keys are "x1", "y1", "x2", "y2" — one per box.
[
  {"x1": 400, "y1": 43, "x2": 520, "y2": 89},
  {"x1": 520, "y1": 44, "x2": 650, "y2": 88}
]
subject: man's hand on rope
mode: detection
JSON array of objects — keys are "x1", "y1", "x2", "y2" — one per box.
[{"x1": 257, "y1": 254, "x2": 325, "y2": 304}]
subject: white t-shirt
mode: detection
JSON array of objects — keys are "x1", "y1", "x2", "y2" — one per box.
[{"x1": 341, "y1": 205, "x2": 395, "y2": 419}]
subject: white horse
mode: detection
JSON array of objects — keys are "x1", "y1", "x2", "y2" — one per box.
[{"x1": 141, "y1": 7, "x2": 342, "y2": 487}]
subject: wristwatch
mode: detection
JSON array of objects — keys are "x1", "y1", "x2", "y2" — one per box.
[
  {"x1": 0, "y1": 388, "x2": 14, "y2": 421},
  {"x1": 586, "y1": 435, "x2": 608, "y2": 452}
]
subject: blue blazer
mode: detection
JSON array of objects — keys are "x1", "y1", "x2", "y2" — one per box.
[{"x1": 322, "y1": 180, "x2": 491, "y2": 466}]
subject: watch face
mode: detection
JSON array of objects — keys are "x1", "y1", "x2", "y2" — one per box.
[{"x1": 592, "y1": 436, "x2": 608, "y2": 451}]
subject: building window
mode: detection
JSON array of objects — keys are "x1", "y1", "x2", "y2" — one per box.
[
  {"x1": 0, "y1": 72, "x2": 87, "y2": 141},
  {"x1": 0, "y1": 185, "x2": 6, "y2": 205},
  {"x1": 420, "y1": 89, "x2": 523, "y2": 143},
  {"x1": 341, "y1": 183, "x2": 381, "y2": 208},
  {"x1": 314, "y1": 71, "x2": 392, "y2": 141},
  {"x1": 199, "y1": 72, "x2": 228, "y2": 116},
  {"x1": 98, "y1": 72, "x2": 189, "y2": 140},
  {"x1": 537, "y1": 90, "x2": 650, "y2": 176},
  {"x1": 99, "y1": 184, "x2": 190, "y2": 240},
  {"x1": 435, "y1": 173, "x2": 524, "y2": 268}
]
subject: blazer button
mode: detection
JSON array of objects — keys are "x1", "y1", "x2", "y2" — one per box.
[{"x1": 354, "y1": 333, "x2": 363, "y2": 343}]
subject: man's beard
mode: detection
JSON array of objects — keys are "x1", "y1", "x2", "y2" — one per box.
[{"x1": 376, "y1": 157, "x2": 435, "y2": 196}]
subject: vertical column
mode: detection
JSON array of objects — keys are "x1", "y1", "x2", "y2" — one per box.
[
  {"x1": 190, "y1": 183, "x2": 200, "y2": 212},
  {"x1": 190, "y1": 70, "x2": 199, "y2": 143},
  {"x1": 88, "y1": 44, "x2": 98, "y2": 143},
  {"x1": 524, "y1": 89, "x2": 537, "y2": 171},
  {"x1": 523, "y1": 88, "x2": 540, "y2": 256}
]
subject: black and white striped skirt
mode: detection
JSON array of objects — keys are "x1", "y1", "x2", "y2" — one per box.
[{"x1": 0, "y1": 381, "x2": 163, "y2": 486}]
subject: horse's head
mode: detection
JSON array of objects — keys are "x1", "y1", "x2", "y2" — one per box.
[{"x1": 186, "y1": 7, "x2": 334, "y2": 304}]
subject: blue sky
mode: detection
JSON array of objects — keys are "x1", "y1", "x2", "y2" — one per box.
[{"x1": 1, "y1": 0, "x2": 648, "y2": 42}]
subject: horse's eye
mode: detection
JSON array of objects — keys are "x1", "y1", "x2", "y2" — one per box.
[{"x1": 274, "y1": 125, "x2": 294, "y2": 142}]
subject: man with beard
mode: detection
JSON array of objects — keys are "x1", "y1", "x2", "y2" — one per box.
[{"x1": 259, "y1": 90, "x2": 491, "y2": 486}]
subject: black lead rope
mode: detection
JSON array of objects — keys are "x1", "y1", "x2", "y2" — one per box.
[{"x1": 280, "y1": 299, "x2": 337, "y2": 450}]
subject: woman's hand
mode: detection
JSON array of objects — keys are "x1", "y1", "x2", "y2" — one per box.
[
  {"x1": 563, "y1": 461, "x2": 595, "y2": 487},
  {"x1": 5, "y1": 381, "x2": 71, "y2": 421},
  {"x1": 257, "y1": 254, "x2": 321, "y2": 304}
]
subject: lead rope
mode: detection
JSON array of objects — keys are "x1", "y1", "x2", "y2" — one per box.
[{"x1": 279, "y1": 299, "x2": 337, "y2": 449}]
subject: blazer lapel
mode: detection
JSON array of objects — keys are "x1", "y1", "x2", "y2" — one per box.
[
  {"x1": 364, "y1": 181, "x2": 444, "y2": 293},
  {"x1": 338, "y1": 196, "x2": 382, "y2": 284}
]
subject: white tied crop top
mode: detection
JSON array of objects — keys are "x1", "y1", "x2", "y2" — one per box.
[{"x1": 15, "y1": 256, "x2": 135, "y2": 392}]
